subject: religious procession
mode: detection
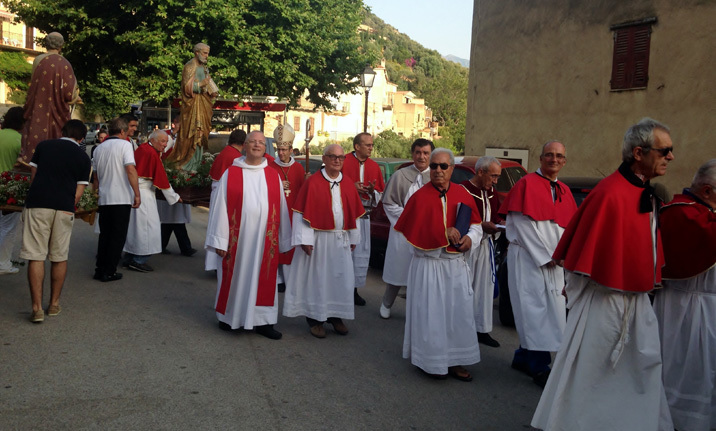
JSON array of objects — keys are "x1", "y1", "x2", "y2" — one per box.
[{"x1": 1, "y1": 33, "x2": 715, "y2": 431}]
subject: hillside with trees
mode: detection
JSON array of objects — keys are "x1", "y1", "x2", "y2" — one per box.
[{"x1": 360, "y1": 10, "x2": 469, "y2": 153}]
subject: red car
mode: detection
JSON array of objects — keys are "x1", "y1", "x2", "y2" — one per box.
[{"x1": 369, "y1": 156, "x2": 528, "y2": 268}]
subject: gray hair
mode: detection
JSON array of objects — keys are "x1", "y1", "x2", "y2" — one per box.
[
  {"x1": 692, "y1": 159, "x2": 716, "y2": 189},
  {"x1": 474, "y1": 156, "x2": 501, "y2": 173},
  {"x1": 148, "y1": 130, "x2": 168, "y2": 142},
  {"x1": 45, "y1": 32, "x2": 65, "y2": 50},
  {"x1": 431, "y1": 147, "x2": 455, "y2": 166},
  {"x1": 194, "y1": 42, "x2": 210, "y2": 52},
  {"x1": 323, "y1": 143, "x2": 343, "y2": 155},
  {"x1": 622, "y1": 117, "x2": 671, "y2": 164}
]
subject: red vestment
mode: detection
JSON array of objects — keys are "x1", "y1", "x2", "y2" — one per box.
[
  {"x1": 134, "y1": 143, "x2": 171, "y2": 189},
  {"x1": 660, "y1": 192, "x2": 716, "y2": 279},
  {"x1": 498, "y1": 172, "x2": 576, "y2": 228},
  {"x1": 269, "y1": 159, "x2": 306, "y2": 264},
  {"x1": 215, "y1": 166, "x2": 282, "y2": 313},
  {"x1": 20, "y1": 53, "x2": 78, "y2": 165},
  {"x1": 461, "y1": 180, "x2": 504, "y2": 224},
  {"x1": 341, "y1": 152, "x2": 385, "y2": 201},
  {"x1": 209, "y1": 145, "x2": 243, "y2": 181},
  {"x1": 292, "y1": 171, "x2": 364, "y2": 231},
  {"x1": 553, "y1": 168, "x2": 665, "y2": 292},
  {"x1": 395, "y1": 183, "x2": 482, "y2": 253}
]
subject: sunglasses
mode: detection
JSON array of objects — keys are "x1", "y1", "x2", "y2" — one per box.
[
  {"x1": 324, "y1": 154, "x2": 346, "y2": 162},
  {"x1": 643, "y1": 146, "x2": 674, "y2": 157},
  {"x1": 429, "y1": 162, "x2": 450, "y2": 170}
]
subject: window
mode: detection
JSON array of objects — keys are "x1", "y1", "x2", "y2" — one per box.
[
  {"x1": 610, "y1": 18, "x2": 656, "y2": 91},
  {"x1": 293, "y1": 116, "x2": 301, "y2": 131}
]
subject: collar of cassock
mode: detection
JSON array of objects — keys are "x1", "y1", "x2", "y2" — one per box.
[
  {"x1": 352, "y1": 151, "x2": 367, "y2": 165},
  {"x1": 618, "y1": 162, "x2": 662, "y2": 213},
  {"x1": 431, "y1": 182, "x2": 449, "y2": 198},
  {"x1": 321, "y1": 169, "x2": 342, "y2": 189},
  {"x1": 683, "y1": 188, "x2": 715, "y2": 212},
  {"x1": 535, "y1": 171, "x2": 564, "y2": 203}
]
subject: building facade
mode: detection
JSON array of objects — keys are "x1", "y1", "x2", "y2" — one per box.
[
  {"x1": 466, "y1": 0, "x2": 715, "y2": 194},
  {"x1": 0, "y1": 3, "x2": 43, "y2": 108}
]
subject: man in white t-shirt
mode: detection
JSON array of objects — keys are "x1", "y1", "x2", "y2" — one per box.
[{"x1": 92, "y1": 117, "x2": 141, "y2": 282}]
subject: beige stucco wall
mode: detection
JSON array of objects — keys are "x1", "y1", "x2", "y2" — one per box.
[{"x1": 466, "y1": 0, "x2": 716, "y2": 195}]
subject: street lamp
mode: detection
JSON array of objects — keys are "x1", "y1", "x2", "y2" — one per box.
[{"x1": 360, "y1": 65, "x2": 376, "y2": 133}]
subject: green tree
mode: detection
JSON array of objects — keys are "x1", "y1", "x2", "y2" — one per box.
[
  {"x1": 0, "y1": 51, "x2": 32, "y2": 104},
  {"x1": 6, "y1": 0, "x2": 376, "y2": 118}
]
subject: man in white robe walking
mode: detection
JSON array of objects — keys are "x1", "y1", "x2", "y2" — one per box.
[
  {"x1": 283, "y1": 144, "x2": 365, "y2": 338},
  {"x1": 205, "y1": 131, "x2": 291, "y2": 340},
  {"x1": 378, "y1": 138, "x2": 433, "y2": 319}
]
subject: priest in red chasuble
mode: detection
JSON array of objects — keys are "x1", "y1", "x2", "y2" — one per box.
[
  {"x1": 205, "y1": 131, "x2": 291, "y2": 340},
  {"x1": 394, "y1": 148, "x2": 482, "y2": 382},
  {"x1": 532, "y1": 118, "x2": 675, "y2": 431},
  {"x1": 341, "y1": 132, "x2": 385, "y2": 306},
  {"x1": 283, "y1": 144, "x2": 364, "y2": 339},
  {"x1": 653, "y1": 159, "x2": 716, "y2": 431},
  {"x1": 498, "y1": 141, "x2": 577, "y2": 388},
  {"x1": 123, "y1": 130, "x2": 181, "y2": 272},
  {"x1": 268, "y1": 124, "x2": 305, "y2": 289},
  {"x1": 19, "y1": 32, "x2": 81, "y2": 167}
]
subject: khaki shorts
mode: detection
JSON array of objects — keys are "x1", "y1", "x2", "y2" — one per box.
[{"x1": 19, "y1": 208, "x2": 75, "y2": 262}]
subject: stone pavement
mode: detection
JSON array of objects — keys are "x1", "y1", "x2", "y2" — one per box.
[{"x1": 0, "y1": 207, "x2": 543, "y2": 430}]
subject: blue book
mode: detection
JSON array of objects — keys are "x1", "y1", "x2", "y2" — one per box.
[{"x1": 454, "y1": 202, "x2": 472, "y2": 238}]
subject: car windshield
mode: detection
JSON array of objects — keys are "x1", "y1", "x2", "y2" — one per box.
[{"x1": 497, "y1": 167, "x2": 527, "y2": 193}]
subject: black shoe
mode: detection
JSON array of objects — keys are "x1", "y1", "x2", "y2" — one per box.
[
  {"x1": 277, "y1": 283, "x2": 286, "y2": 293},
  {"x1": 218, "y1": 321, "x2": 232, "y2": 331},
  {"x1": 354, "y1": 288, "x2": 366, "y2": 306},
  {"x1": 161, "y1": 249, "x2": 171, "y2": 255},
  {"x1": 478, "y1": 332, "x2": 500, "y2": 348},
  {"x1": 128, "y1": 262, "x2": 153, "y2": 273},
  {"x1": 533, "y1": 370, "x2": 551, "y2": 388},
  {"x1": 95, "y1": 272, "x2": 123, "y2": 282},
  {"x1": 181, "y1": 248, "x2": 197, "y2": 257},
  {"x1": 511, "y1": 360, "x2": 533, "y2": 377},
  {"x1": 255, "y1": 324, "x2": 282, "y2": 340}
]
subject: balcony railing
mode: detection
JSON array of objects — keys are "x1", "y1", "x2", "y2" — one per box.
[{"x1": 0, "y1": 31, "x2": 24, "y2": 48}]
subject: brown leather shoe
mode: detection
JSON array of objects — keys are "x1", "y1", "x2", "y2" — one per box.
[
  {"x1": 310, "y1": 324, "x2": 326, "y2": 339},
  {"x1": 328, "y1": 318, "x2": 348, "y2": 335}
]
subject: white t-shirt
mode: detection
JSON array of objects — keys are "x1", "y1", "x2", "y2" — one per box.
[{"x1": 93, "y1": 137, "x2": 136, "y2": 206}]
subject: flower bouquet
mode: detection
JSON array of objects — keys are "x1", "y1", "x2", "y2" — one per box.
[
  {"x1": 0, "y1": 171, "x2": 30, "y2": 213},
  {"x1": 161, "y1": 151, "x2": 214, "y2": 205}
]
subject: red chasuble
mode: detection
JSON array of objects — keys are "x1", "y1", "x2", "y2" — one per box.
[
  {"x1": 292, "y1": 171, "x2": 365, "y2": 230},
  {"x1": 209, "y1": 145, "x2": 243, "y2": 181},
  {"x1": 660, "y1": 193, "x2": 716, "y2": 279},
  {"x1": 341, "y1": 152, "x2": 386, "y2": 201},
  {"x1": 134, "y1": 143, "x2": 171, "y2": 189},
  {"x1": 498, "y1": 173, "x2": 576, "y2": 228},
  {"x1": 553, "y1": 170, "x2": 665, "y2": 292},
  {"x1": 395, "y1": 183, "x2": 482, "y2": 253},
  {"x1": 215, "y1": 166, "x2": 282, "y2": 314},
  {"x1": 269, "y1": 160, "x2": 306, "y2": 264}
]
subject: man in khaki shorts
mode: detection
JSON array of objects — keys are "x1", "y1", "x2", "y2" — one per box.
[{"x1": 19, "y1": 120, "x2": 91, "y2": 323}]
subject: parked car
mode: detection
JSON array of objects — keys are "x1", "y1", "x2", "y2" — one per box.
[
  {"x1": 84, "y1": 122, "x2": 107, "y2": 145},
  {"x1": 373, "y1": 158, "x2": 411, "y2": 184},
  {"x1": 496, "y1": 175, "x2": 672, "y2": 327},
  {"x1": 295, "y1": 155, "x2": 324, "y2": 174},
  {"x1": 368, "y1": 156, "x2": 528, "y2": 269}
]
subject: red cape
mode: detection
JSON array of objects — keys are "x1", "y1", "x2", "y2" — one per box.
[
  {"x1": 135, "y1": 143, "x2": 171, "y2": 189},
  {"x1": 660, "y1": 193, "x2": 716, "y2": 279},
  {"x1": 553, "y1": 169, "x2": 665, "y2": 292},
  {"x1": 498, "y1": 172, "x2": 576, "y2": 228},
  {"x1": 395, "y1": 182, "x2": 482, "y2": 253},
  {"x1": 292, "y1": 171, "x2": 365, "y2": 231},
  {"x1": 341, "y1": 152, "x2": 385, "y2": 200},
  {"x1": 268, "y1": 160, "x2": 306, "y2": 264},
  {"x1": 209, "y1": 145, "x2": 243, "y2": 181}
]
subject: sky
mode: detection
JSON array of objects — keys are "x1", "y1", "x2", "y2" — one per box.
[{"x1": 362, "y1": 0, "x2": 474, "y2": 60}]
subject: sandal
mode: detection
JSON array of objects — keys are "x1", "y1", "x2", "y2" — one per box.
[{"x1": 448, "y1": 366, "x2": 473, "y2": 382}]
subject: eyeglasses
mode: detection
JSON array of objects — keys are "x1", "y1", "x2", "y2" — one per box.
[
  {"x1": 246, "y1": 139, "x2": 265, "y2": 146},
  {"x1": 429, "y1": 162, "x2": 450, "y2": 170},
  {"x1": 324, "y1": 154, "x2": 346, "y2": 162},
  {"x1": 644, "y1": 146, "x2": 674, "y2": 157},
  {"x1": 542, "y1": 153, "x2": 565, "y2": 160}
]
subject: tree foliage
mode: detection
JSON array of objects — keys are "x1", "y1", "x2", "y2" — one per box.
[
  {"x1": 0, "y1": 51, "x2": 32, "y2": 104},
  {"x1": 6, "y1": 0, "x2": 375, "y2": 118}
]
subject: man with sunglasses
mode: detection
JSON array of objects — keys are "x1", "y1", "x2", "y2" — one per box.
[
  {"x1": 394, "y1": 148, "x2": 482, "y2": 382},
  {"x1": 283, "y1": 144, "x2": 365, "y2": 338},
  {"x1": 498, "y1": 141, "x2": 577, "y2": 387},
  {"x1": 532, "y1": 118, "x2": 675, "y2": 430}
]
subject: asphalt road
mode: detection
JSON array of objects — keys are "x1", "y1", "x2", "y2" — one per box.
[{"x1": 0, "y1": 207, "x2": 543, "y2": 430}]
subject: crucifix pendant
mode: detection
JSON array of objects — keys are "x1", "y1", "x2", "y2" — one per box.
[{"x1": 284, "y1": 189, "x2": 291, "y2": 197}]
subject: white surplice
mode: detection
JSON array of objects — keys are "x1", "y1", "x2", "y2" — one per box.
[
  {"x1": 505, "y1": 212, "x2": 566, "y2": 351},
  {"x1": 532, "y1": 271, "x2": 674, "y2": 431},
  {"x1": 352, "y1": 162, "x2": 382, "y2": 288},
  {"x1": 124, "y1": 178, "x2": 179, "y2": 255},
  {"x1": 382, "y1": 165, "x2": 426, "y2": 286},
  {"x1": 157, "y1": 201, "x2": 191, "y2": 224},
  {"x1": 466, "y1": 188, "x2": 498, "y2": 333},
  {"x1": 205, "y1": 157, "x2": 291, "y2": 329},
  {"x1": 283, "y1": 171, "x2": 360, "y2": 321},
  {"x1": 403, "y1": 224, "x2": 482, "y2": 375},
  {"x1": 654, "y1": 265, "x2": 716, "y2": 431}
]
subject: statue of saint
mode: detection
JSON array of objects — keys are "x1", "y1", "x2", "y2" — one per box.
[
  {"x1": 19, "y1": 32, "x2": 81, "y2": 167},
  {"x1": 167, "y1": 43, "x2": 218, "y2": 169}
]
